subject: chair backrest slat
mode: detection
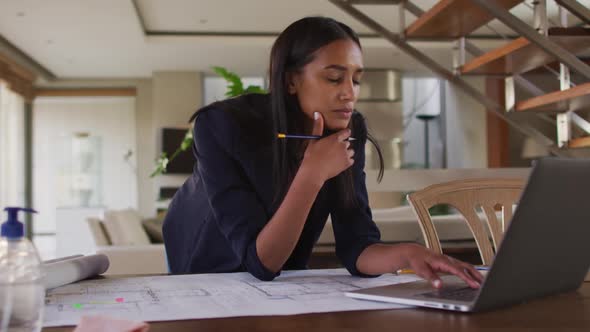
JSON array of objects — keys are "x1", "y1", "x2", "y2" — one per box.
[{"x1": 407, "y1": 178, "x2": 524, "y2": 266}]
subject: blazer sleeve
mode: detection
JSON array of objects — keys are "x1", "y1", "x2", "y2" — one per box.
[
  {"x1": 193, "y1": 109, "x2": 279, "y2": 281},
  {"x1": 330, "y1": 118, "x2": 382, "y2": 277}
]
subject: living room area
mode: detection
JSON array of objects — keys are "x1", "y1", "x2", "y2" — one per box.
[{"x1": 1, "y1": 0, "x2": 589, "y2": 275}]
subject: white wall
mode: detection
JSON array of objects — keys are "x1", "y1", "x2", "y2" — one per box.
[
  {"x1": 34, "y1": 73, "x2": 203, "y2": 218},
  {"x1": 444, "y1": 77, "x2": 488, "y2": 168},
  {"x1": 152, "y1": 72, "x2": 202, "y2": 128},
  {"x1": 401, "y1": 77, "x2": 444, "y2": 169},
  {"x1": 362, "y1": 76, "x2": 491, "y2": 201},
  {"x1": 134, "y1": 79, "x2": 155, "y2": 218},
  {"x1": 359, "y1": 100, "x2": 403, "y2": 170},
  {"x1": 34, "y1": 78, "x2": 156, "y2": 217},
  {"x1": 399, "y1": 76, "x2": 487, "y2": 170},
  {"x1": 32, "y1": 96, "x2": 138, "y2": 233},
  {"x1": 151, "y1": 72, "x2": 202, "y2": 213}
]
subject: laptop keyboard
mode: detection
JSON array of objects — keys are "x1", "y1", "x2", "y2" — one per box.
[{"x1": 420, "y1": 286, "x2": 478, "y2": 302}]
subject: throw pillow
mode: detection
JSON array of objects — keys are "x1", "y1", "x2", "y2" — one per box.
[
  {"x1": 86, "y1": 217, "x2": 111, "y2": 246},
  {"x1": 103, "y1": 209, "x2": 151, "y2": 246},
  {"x1": 142, "y1": 218, "x2": 164, "y2": 244}
]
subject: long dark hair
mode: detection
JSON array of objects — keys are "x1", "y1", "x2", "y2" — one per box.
[{"x1": 268, "y1": 16, "x2": 384, "y2": 208}]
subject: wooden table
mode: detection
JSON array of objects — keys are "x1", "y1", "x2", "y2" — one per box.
[{"x1": 44, "y1": 282, "x2": 590, "y2": 332}]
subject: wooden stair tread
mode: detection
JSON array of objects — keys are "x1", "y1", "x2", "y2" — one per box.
[
  {"x1": 405, "y1": 0, "x2": 523, "y2": 39},
  {"x1": 462, "y1": 27, "x2": 590, "y2": 75},
  {"x1": 569, "y1": 136, "x2": 590, "y2": 149},
  {"x1": 540, "y1": 57, "x2": 590, "y2": 72},
  {"x1": 515, "y1": 81, "x2": 590, "y2": 112}
]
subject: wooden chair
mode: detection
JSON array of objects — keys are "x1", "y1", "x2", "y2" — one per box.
[{"x1": 407, "y1": 178, "x2": 525, "y2": 265}]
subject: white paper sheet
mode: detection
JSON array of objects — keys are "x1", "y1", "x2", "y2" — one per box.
[{"x1": 43, "y1": 268, "x2": 421, "y2": 327}]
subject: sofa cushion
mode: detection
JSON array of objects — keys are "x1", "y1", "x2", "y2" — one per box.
[
  {"x1": 86, "y1": 217, "x2": 111, "y2": 246},
  {"x1": 96, "y1": 244, "x2": 167, "y2": 275},
  {"x1": 142, "y1": 217, "x2": 164, "y2": 244},
  {"x1": 371, "y1": 205, "x2": 416, "y2": 221},
  {"x1": 103, "y1": 209, "x2": 151, "y2": 246}
]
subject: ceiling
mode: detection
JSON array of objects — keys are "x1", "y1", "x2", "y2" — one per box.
[{"x1": 0, "y1": 0, "x2": 585, "y2": 80}]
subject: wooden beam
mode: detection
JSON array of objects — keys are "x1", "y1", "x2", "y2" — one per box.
[
  {"x1": 461, "y1": 28, "x2": 590, "y2": 75},
  {"x1": 515, "y1": 82, "x2": 590, "y2": 113},
  {"x1": 0, "y1": 33, "x2": 55, "y2": 80},
  {"x1": 486, "y1": 78, "x2": 510, "y2": 167},
  {"x1": 35, "y1": 88, "x2": 137, "y2": 97},
  {"x1": 0, "y1": 51, "x2": 36, "y2": 101},
  {"x1": 0, "y1": 52, "x2": 35, "y2": 81}
]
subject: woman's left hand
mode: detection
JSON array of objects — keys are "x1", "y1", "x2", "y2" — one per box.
[{"x1": 400, "y1": 243, "x2": 484, "y2": 289}]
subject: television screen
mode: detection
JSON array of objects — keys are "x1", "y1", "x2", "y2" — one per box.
[{"x1": 162, "y1": 128, "x2": 195, "y2": 174}]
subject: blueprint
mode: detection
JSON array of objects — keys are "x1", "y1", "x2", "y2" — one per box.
[{"x1": 43, "y1": 268, "x2": 421, "y2": 327}]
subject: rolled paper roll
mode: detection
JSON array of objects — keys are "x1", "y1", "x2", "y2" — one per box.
[{"x1": 43, "y1": 254, "x2": 110, "y2": 290}]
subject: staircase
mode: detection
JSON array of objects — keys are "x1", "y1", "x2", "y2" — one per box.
[{"x1": 331, "y1": 0, "x2": 590, "y2": 154}]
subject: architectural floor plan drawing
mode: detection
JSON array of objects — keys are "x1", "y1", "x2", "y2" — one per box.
[{"x1": 44, "y1": 268, "x2": 420, "y2": 327}]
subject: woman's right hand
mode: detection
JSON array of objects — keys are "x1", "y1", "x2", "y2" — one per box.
[{"x1": 301, "y1": 112, "x2": 355, "y2": 184}]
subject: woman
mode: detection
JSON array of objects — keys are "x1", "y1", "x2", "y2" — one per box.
[{"x1": 163, "y1": 17, "x2": 483, "y2": 288}]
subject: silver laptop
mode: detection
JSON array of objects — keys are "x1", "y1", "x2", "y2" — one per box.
[{"x1": 347, "y1": 157, "x2": 590, "y2": 312}]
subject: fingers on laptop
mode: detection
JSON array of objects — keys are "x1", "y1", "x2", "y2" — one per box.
[
  {"x1": 427, "y1": 256, "x2": 482, "y2": 289},
  {"x1": 463, "y1": 264, "x2": 485, "y2": 284},
  {"x1": 447, "y1": 256, "x2": 485, "y2": 284},
  {"x1": 411, "y1": 262, "x2": 442, "y2": 289}
]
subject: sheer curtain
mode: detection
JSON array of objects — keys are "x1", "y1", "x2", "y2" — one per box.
[{"x1": 0, "y1": 81, "x2": 26, "y2": 209}]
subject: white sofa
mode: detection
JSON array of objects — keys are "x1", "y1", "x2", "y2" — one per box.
[
  {"x1": 86, "y1": 210, "x2": 167, "y2": 275},
  {"x1": 94, "y1": 244, "x2": 167, "y2": 275},
  {"x1": 87, "y1": 206, "x2": 476, "y2": 275}
]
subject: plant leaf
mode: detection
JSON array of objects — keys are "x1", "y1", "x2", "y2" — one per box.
[
  {"x1": 150, "y1": 153, "x2": 169, "y2": 177},
  {"x1": 180, "y1": 130, "x2": 193, "y2": 151},
  {"x1": 244, "y1": 85, "x2": 266, "y2": 94},
  {"x1": 213, "y1": 66, "x2": 244, "y2": 97}
]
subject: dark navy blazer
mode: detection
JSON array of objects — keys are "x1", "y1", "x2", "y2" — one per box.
[{"x1": 163, "y1": 93, "x2": 382, "y2": 281}]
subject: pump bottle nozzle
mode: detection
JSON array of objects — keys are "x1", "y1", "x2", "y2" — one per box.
[{"x1": 2, "y1": 207, "x2": 38, "y2": 239}]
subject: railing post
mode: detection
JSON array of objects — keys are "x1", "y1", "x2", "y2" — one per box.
[
  {"x1": 504, "y1": 77, "x2": 515, "y2": 112},
  {"x1": 453, "y1": 37, "x2": 466, "y2": 75},
  {"x1": 556, "y1": 3, "x2": 572, "y2": 148}
]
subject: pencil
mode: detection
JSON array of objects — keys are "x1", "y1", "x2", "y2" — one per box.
[
  {"x1": 277, "y1": 133, "x2": 357, "y2": 141},
  {"x1": 396, "y1": 266, "x2": 489, "y2": 275}
]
